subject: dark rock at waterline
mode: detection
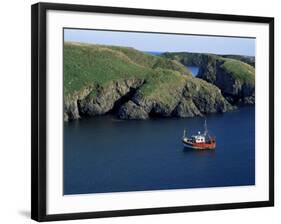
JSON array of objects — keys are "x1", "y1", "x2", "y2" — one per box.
[
  {"x1": 79, "y1": 79, "x2": 144, "y2": 116},
  {"x1": 118, "y1": 101, "x2": 149, "y2": 120},
  {"x1": 64, "y1": 79, "x2": 144, "y2": 121},
  {"x1": 64, "y1": 76, "x2": 234, "y2": 121},
  {"x1": 115, "y1": 77, "x2": 233, "y2": 120},
  {"x1": 173, "y1": 98, "x2": 202, "y2": 118}
]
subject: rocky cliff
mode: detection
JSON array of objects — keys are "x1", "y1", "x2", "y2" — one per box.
[
  {"x1": 64, "y1": 76, "x2": 232, "y2": 121},
  {"x1": 64, "y1": 42, "x2": 234, "y2": 121},
  {"x1": 162, "y1": 52, "x2": 255, "y2": 105},
  {"x1": 118, "y1": 76, "x2": 232, "y2": 119}
]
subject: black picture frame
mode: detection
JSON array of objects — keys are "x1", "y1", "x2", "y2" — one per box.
[{"x1": 31, "y1": 2, "x2": 274, "y2": 222}]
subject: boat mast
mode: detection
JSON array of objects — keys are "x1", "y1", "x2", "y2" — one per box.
[{"x1": 204, "y1": 119, "x2": 208, "y2": 136}]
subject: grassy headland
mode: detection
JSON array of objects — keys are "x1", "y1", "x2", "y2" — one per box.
[{"x1": 63, "y1": 42, "x2": 253, "y2": 121}]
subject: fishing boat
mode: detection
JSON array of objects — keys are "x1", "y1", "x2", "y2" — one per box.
[{"x1": 182, "y1": 120, "x2": 216, "y2": 150}]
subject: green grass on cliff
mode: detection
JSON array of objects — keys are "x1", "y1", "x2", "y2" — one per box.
[
  {"x1": 64, "y1": 42, "x2": 254, "y2": 109},
  {"x1": 64, "y1": 43, "x2": 147, "y2": 95},
  {"x1": 109, "y1": 46, "x2": 188, "y2": 74},
  {"x1": 162, "y1": 52, "x2": 255, "y2": 86},
  {"x1": 219, "y1": 58, "x2": 255, "y2": 85},
  {"x1": 64, "y1": 42, "x2": 190, "y2": 97},
  {"x1": 138, "y1": 69, "x2": 187, "y2": 106}
]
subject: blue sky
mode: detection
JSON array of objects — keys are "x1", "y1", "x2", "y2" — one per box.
[{"x1": 64, "y1": 29, "x2": 255, "y2": 56}]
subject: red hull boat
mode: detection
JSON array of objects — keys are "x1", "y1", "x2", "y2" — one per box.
[{"x1": 182, "y1": 120, "x2": 216, "y2": 150}]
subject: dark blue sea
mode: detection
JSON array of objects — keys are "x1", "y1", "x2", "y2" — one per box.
[
  {"x1": 64, "y1": 106, "x2": 255, "y2": 195},
  {"x1": 145, "y1": 51, "x2": 163, "y2": 56}
]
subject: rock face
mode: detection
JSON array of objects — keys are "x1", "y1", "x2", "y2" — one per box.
[
  {"x1": 63, "y1": 42, "x2": 242, "y2": 121},
  {"x1": 64, "y1": 79, "x2": 144, "y2": 121},
  {"x1": 173, "y1": 98, "x2": 202, "y2": 117},
  {"x1": 118, "y1": 101, "x2": 149, "y2": 119},
  {"x1": 117, "y1": 77, "x2": 232, "y2": 120},
  {"x1": 64, "y1": 86, "x2": 94, "y2": 121},
  {"x1": 197, "y1": 60, "x2": 255, "y2": 105},
  {"x1": 162, "y1": 52, "x2": 255, "y2": 105},
  {"x1": 183, "y1": 78, "x2": 233, "y2": 113},
  {"x1": 64, "y1": 76, "x2": 233, "y2": 121},
  {"x1": 79, "y1": 79, "x2": 144, "y2": 116}
]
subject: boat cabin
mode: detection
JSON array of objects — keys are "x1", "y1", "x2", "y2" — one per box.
[{"x1": 191, "y1": 132, "x2": 206, "y2": 143}]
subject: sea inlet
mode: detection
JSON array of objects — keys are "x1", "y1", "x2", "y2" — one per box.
[{"x1": 64, "y1": 106, "x2": 255, "y2": 195}]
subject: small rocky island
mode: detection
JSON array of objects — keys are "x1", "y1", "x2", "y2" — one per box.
[{"x1": 64, "y1": 42, "x2": 255, "y2": 122}]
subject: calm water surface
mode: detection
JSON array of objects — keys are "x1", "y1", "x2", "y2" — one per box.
[
  {"x1": 64, "y1": 106, "x2": 255, "y2": 195},
  {"x1": 187, "y1": 66, "x2": 200, "y2": 76}
]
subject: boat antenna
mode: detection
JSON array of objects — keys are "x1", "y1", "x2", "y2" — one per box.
[{"x1": 183, "y1": 129, "x2": 186, "y2": 138}]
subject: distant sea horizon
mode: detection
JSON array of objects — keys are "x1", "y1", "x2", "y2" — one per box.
[
  {"x1": 144, "y1": 51, "x2": 164, "y2": 56},
  {"x1": 144, "y1": 50, "x2": 255, "y2": 57}
]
